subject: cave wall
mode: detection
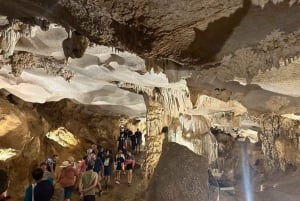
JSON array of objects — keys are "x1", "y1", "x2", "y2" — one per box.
[
  {"x1": 0, "y1": 92, "x2": 132, "y2": 200},
  {"x1": 260, "y1": 114, "x2": 300, "y2": 173}
]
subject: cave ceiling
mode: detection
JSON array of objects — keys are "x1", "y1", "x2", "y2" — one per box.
[{"x1": 0, "y1": 0, "x2": 300, "y2": 117}]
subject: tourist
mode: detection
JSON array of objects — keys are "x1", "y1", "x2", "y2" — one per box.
[
  {"x1": 91, "y1": 144, "x2": 98, "y2": 155},
  {"x1": 115, "y1": 150, "x2": 125, "y2": 184},
  {"x1": 24, "y1": 168, "x2": 54, "y2": 201},
  {"x1": 130, "y1": 131, "x2": 137, "y2": 153},
  {"x1": 40, "y1": 162, "x2": 54, "y2": 184},
  {"x1": 124, "y1": 151, "x2": 136, "y2": 186},
  {"x1": 125, "y1": 128, "x2": 133, "y2": 148},
  {"x1": 78, "y1": 155, "x2": 88, "y2": 177},
  {"x1": 103, "y1": 149, "x2": 114, "y2": 190},
  {"x1": 57, "y1": 157, "x2": 78, "y2": 201},
  {"x1": 117, "y1": 130, "x2": 127, "y2": 154},
  {"x1": 87, "y1": 149, "x2": 93, "y2": 161},
  {"x1": 79, "y1": 160, "x2": 98, "y2": 201},
  {"x1": 91, "y1": 153, "x2": 103, "y2": 195},
  {"x1": 135, "y1": 128, "x2": 143, "y2": 153},
  {"x1": 47, "y1": 154, "x2": 58, "y2": 173},
  {"x1": 0, "y1": 169, "x2": 13, "y2": 201},
  {"x1": 97, "y1": 146, "x2": 104, "y2": 161}
]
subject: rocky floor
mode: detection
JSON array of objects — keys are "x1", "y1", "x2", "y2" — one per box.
[{"x1": 50, "y1": 150, "x2": 146, "y2": 201}]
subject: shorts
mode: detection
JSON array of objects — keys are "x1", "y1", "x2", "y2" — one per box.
[
  {"x1": 104, "y1": 166, "x2": 112, "y2": 176},
  {"x1": 137, "y1": 139, "x2": 142, "y2": 145},
  {"x1": 116, "y1": 164, "x2": 123, "y2": 171},
  {"x1": 83, "y1": 195, "x2": 95, "y2": 201},
  {"x1": 64, "y1": 186, "x2": 74, "y2": 199},
  {"x1": 125, "y1": 164, "x2": 133, "y2": 170}
]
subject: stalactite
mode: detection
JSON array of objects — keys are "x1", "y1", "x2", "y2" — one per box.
[
  {"x1": 9, "y1": 52, "x2": 74, "y2": 81},
  {"x1": 251, "y1": 0, "x2": 300, "y2": 8},
  {"x1": 197, "y1": 29, "x2": 300, "y2": 83},
  {"x1": 169, "y1": 114, "x2": 218, "y2": 165}
]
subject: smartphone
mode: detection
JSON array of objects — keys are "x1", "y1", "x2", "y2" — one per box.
[{"x1": 47, "y1": 158, "x2": 53, "y2": 164}]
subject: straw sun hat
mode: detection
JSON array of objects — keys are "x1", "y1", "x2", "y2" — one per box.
[{"x1": 60, "y1": 161, "x2": 70, "y2": 167}]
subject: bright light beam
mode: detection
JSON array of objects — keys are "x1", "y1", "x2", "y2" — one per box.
[{"x1": 241, "y1": 141, "x2": 253, "y2": 201}]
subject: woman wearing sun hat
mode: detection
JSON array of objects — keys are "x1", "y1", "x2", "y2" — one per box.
[{"x1": 58, "y1": 157, "x2": 78, "y2": 201}]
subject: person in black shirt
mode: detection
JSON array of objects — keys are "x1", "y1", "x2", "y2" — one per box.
[
  {"x1": 135, "y1": 128, "x2": 143, "y2": 153},
  {"x1": 117, "y1": 132, "x2": 126, "y2": 154},
  {"x1": 91, "y1": 153, "x2": 103, "y2": 195},
  {"x1": 47, "y1": 154, "x2": 58, "y2": 173},
  {"x1": 130, "y1": 132, "x2": 137, "y2": 153},
  {"x1": 120, "y1": 126, "x2": 126, "y2": 138},
  {"x1": 103, "y1": 150, "x2": 114, "y2": 190},
  {"x1": 126, "y1": 129, "x2": 133, "y2": 149},
  {"x1": 115, "y1": 150, "x2": 125, "y2": 184}
]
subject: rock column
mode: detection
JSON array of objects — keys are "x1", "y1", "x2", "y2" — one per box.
[
  {"x1": 143, "y1": 89, "x2": 165, "y2": 180},
  {"x1": 260, "y1": 114, "x2": 281, "y2": 174}
]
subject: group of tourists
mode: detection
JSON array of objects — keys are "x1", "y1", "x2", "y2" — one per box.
[
  {"x1": 117, "y1": 127, "x2": 143, "y2": 154},
  {"x1": 0, "y1": 126, "x2": 143, "y2": 201}
]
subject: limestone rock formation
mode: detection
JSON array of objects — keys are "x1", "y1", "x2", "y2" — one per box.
[
  {"x1": 0, "y1": 1, "x2": 300, "y2": 201},
  {"x1": 0, "y1": 93, "x2": 144, "y2": 200},
  {"x1": 62, "y1": 31, "x2": 89, "y2": 60},
  {"x1": 146, "y1": 141, "x2": 208, "y2": 201},
  {"x1": 0, "y1": 0, "x2": 293, "y2": 64}
]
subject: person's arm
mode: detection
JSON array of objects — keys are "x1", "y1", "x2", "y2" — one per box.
[
  {"x1": 78, "y1": 174, "x2": 83, "y2": 197},
  {"x1": 57, "y1": 170, "x2": 62, "y2": 184},
  {"x1": 121, "y1": 158, "x2": 125, "y2": 170},
  {"x1": 74, "y1": 168, "x2": 79, "y2": 183},
  {"x1": 117, "y1": 137, "x2": 120, "y2": 147},
  {"x1": 49, "y1": 162, "x2": 55, "y2": 178},
  {"x1": 114, "y1": 156, "x2": 117, "y2": 169}
]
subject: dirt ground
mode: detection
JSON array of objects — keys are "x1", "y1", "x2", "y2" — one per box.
[{"x1": 51, "y1": 150, "x2": 147, "y2": 201}]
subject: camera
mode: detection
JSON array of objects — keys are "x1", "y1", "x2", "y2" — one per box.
[{"x1": 47, "y1": 158, "x2": 53, "y2": 164}]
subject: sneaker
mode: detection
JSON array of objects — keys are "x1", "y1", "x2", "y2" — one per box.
[
  {"x1": 98, "y1": 190, "x2": 102, "y2": 196},
  {"x1": 115, "y1": 180, "x2": 120, "y2": 184},
  {"x1": 128, "y1": 182, "x2": 131, "y2": 186}
]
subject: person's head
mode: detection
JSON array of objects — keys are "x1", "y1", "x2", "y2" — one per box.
[
  {"x1": 40, "y1": 162, "x2": 47, "y2": 172},
  {"x1": 0, "y1": 169, "x2": 9, "y2": 196},
  {"x1": 87, "y1": 148, "x2": 93, "y2": 155},
  {"x1": 32, "y1": 168, "x2": 43, "y2": 181},
  {"x1": 91, "y1": 153, "x2": 96, "y2": 160},
  {"x1": 52, "y1": 154, "x2": 58, "y2": 162},
  {"x1": 137, "y1": 128, "x2": 139, "y2": 131},
  {"x1": 68, "y1": 156, "x2": 75, "y2": 165},
  {"x1": 106, "y1": 150, "x2": 110, "y2": 156},
  {"x1": 91, "y1": 144, "x2": 97, "y2": 151},
  {"x1": 86, "y1": 160, "x2": 95, "y2": 171}
]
